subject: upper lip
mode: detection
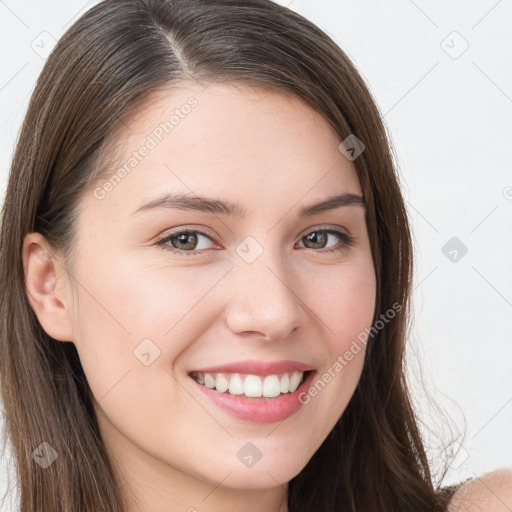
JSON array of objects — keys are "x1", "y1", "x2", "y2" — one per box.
[{"x1": 190, "y1": 359, "x2": 316, "y2": 376}]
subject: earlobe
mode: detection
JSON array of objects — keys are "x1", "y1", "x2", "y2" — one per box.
[{"x1": 22, "y1": 232, "x2": 75, "y2": 343}]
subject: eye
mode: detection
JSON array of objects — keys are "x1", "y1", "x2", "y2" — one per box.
[
  {"x1": 155, "y1": 228, "x2": 218, "y2": 255},
  {"x1": 296, "y1": 227, "x2": 354, "y2": 254},
  {"x1": 154, "y1": 226, "x2": 354, "y2": 256}
]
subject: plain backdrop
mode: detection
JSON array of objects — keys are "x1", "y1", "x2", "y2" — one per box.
[{"x1": 1, "y1": 0, "x2": 511, "y2": 509}]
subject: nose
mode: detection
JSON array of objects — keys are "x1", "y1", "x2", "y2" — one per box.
[{"x1": 224, "y1": 247, "x2": 305, "y2": 342}]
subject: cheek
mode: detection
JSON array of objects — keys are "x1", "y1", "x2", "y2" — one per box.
[
  {"x1": 300, "y1": 257, "x2": 375, "y2": 419},
  {"x1": 310, "y1": 259, "x2": 376, "y2": 350},
  {"x1": 75, "y1": 252, "x2": 227, "y2": 339},
  {"x1": 70, "y1": 256, "x2": 229, "y2": 389}
]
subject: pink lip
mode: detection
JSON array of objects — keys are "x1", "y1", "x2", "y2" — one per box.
[
  {"x1": 190, "y1": 359, "x2": 315, "y2": 376},
  {"x1": 190, "y1": 369, "x2": 317, "y2": 424}
]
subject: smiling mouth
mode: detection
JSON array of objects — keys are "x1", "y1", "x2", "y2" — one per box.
[{"x1": 189, "y1": 370, "x2": 314, "y2": 399}]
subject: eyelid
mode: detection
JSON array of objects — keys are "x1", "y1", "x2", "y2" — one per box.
[{"x1": 297, "y1": 223, "x2": 350, "y2": 239}]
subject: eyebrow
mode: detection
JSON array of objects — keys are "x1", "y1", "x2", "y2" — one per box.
[{"x1": 132, "y1": 191, "x2": 365, "y2": 218}]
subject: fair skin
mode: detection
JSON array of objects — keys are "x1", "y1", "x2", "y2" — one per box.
[
  {"x1": 22, "y1": 83, "x2": 512, "y2": 511},
  {"x1": 23, "y1": 83, "x2": 376, "y2": 512},
  {"x1": 448, "y1": 469, "x2": 512, "y2": 512}
]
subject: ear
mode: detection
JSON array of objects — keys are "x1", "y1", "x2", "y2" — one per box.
[{"x1": 22, "y1": 232, "x2": 75, "y2": 342}]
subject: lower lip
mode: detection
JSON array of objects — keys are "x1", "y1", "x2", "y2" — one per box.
[{"x1": 190, "y1": 371, "x2": 317, "y2": 424}]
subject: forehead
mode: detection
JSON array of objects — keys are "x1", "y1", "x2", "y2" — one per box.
[{"x1": 86, "y1": 82, "x2": 362, "y2": 220}]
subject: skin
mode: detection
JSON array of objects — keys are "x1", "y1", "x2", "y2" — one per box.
[
  {"x1": 448, "y1": 469, "x2": 512, "y2": 512},
  {"x1": 23, "y1": 82, "x2": 378, "y2": 512}
]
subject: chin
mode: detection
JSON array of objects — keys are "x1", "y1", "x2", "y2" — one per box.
[{"x1": 208, "y1": 455, "x2": 307, "y2": 490}]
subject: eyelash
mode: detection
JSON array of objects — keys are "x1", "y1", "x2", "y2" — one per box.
[{"x1": 154, "y1": 226, "x2": 355, "y2": 256}]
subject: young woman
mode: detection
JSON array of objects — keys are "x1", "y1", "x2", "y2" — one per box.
[{"x1": 0, "y1": 0, "x2": 510, "y2": 511}]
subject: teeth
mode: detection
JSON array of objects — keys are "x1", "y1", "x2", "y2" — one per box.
[
  {"x1": 192, "y1": 371, "x2": 306, "y2": 398},
  {"x1": 279, "y1": 373, "x2": 289, "y2": 393},
  {"x1": 289, "y1": 371, "x2": 302, "y2": 392},
  {"x1": 262, "y1": 375, "x2": 281, "y2": 398},
  {"x1": 228, "y1": 374, "x2": 244, "y2": 395},
  {"x1": 204, "y1": 373, "x2": 215, "y2": 389},
  {"x1": 215, "y1": 374, "x2": 229, "y2": 393},
  {"x1": 244, "y1": 375, "x2": 263, "y2": 397}
]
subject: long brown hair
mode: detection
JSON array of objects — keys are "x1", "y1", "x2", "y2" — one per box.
[{"x1": 0, "y1": 0, "x2": 451, "y2": 510}]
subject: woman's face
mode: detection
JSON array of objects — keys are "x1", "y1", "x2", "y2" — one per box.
[{"x1": 28, "y1": 83, "x2": 376, "y2": 507}]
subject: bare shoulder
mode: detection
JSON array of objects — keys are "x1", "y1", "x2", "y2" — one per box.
[{"x1": 448, "y1": 468, "x2": 512, "y2": 512}]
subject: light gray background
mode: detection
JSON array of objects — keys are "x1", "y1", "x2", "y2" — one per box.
[{"x1": 1, "y1": 0, "x2": 511, "y2": 509}]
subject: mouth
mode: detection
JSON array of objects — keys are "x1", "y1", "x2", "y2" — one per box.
[
  {"x1": 188, "y1": 368, "x2": 318, "y2": 423},
  {"x1": 188, "y1": 369, "x2": 314, "y2": 399}
]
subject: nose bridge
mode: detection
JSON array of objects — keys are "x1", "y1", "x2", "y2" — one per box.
[{"x1": 225, "y1": 235, "x2": 304, "y2": 340}]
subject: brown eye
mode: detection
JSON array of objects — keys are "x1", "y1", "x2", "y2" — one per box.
[
  {"x1": 297, "y1": 229, "x2": 354, "y2": 253},
  {"x1": 155, "y1": 229, "x2": 218, "y2": 255},
  {"x1": 302, "y1": 231, "x2": 328, "y2": 249},
  {"x1": 168, "y1": 231, "x2": 199, "y2": 251}
]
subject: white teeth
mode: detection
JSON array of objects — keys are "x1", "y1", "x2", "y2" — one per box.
[
  {"x1": 228, "y1": 374, "x2": 244, "y2": 395},
  {"x1": 204, "y1": 373, "x2": 215, "y2": 389},
  {"x1": 280, "y1": 373, "x2": 289, "y2": 393},
  {"x1": 244, "y1": 375, "x2": 262, "y2": 397},
  {"x1": 192, "y1": 370, "x2": 306, "y2": 398},
  {"x1": 289, "y1": 371, "x2": 302, "y2": 392},
  {"x1": 262, "y1": 375, "x2": 281, "y2": 397},
  {"x1": 215, "y1": 373, "x2": 229, "y2": 393}
]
